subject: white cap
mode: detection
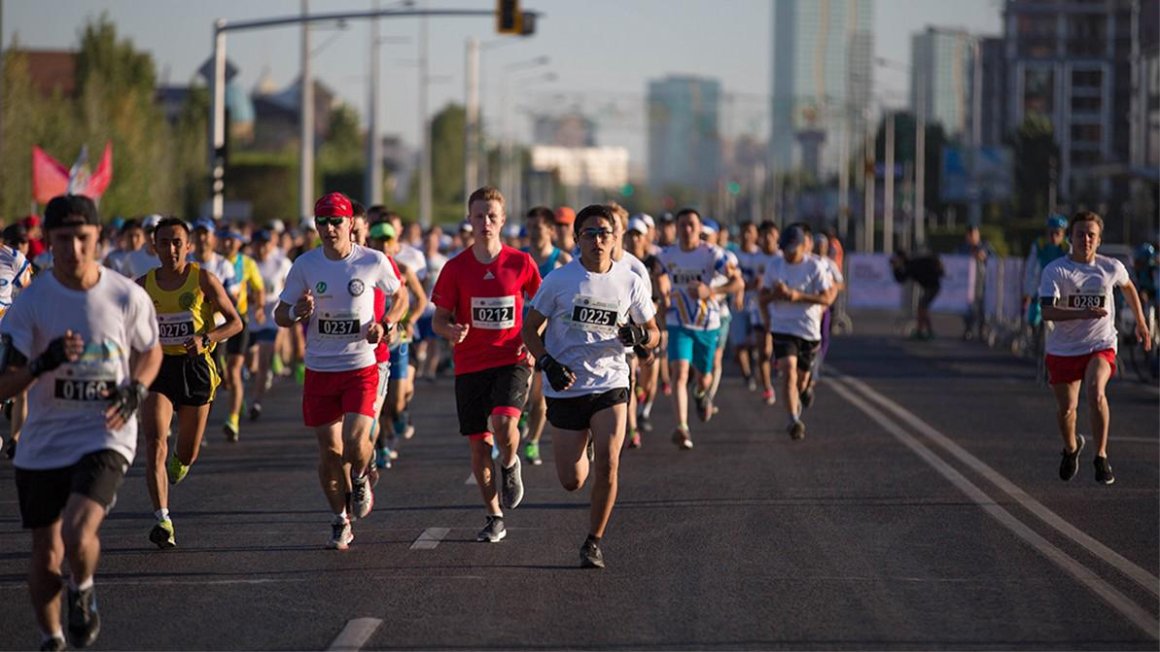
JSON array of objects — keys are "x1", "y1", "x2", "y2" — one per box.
[
  {"x1": 626, "y1": 217, "x2": 649, "y2": 235},
  {"x1": 459, "y1": 219, "x2": 473, "y2": 233},
  {"x1": 302, "y1": 218, "x2": 317, "y2": 231},
  {"x1": 503, "y1": 224, "x2": 522, "y2": 239},
  {"x1": 142, "y1": 214, "x2": 162, "y2": 231},
  {"x1": 632, "y1": 213, "x2": 655, "y2": 229},
  {"x1": 269, "y1": 219, "x2": 286, "y2": 234}
]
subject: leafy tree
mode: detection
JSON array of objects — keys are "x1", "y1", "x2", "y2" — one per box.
[{"x1": 430, "y1": 103, "x2": 466, "y2": 205}]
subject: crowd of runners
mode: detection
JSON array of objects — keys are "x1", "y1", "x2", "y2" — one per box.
[{"x1": 0, "y1": 188, "x2": 1152, "y2": 650}]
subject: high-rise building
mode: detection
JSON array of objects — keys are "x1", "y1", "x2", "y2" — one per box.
[
  {"x1": 769, "y1": 0, "x2": 874, "y2": 177},
  {"x1": 647, "y1": 75, "x2": 722, "y2": 192},
  {"x1": 532, "y1": 113, "x2": 597, "y2": 148},
  {"x1": 1003, "y1": 0, "x2": 1141, "y2": 206},
  {"x1": 910, "y1": 27, "x2": 975, "y2": 140},
  {"x1": 977, "y1": 36, "x2": 1009, "y2": 148}
]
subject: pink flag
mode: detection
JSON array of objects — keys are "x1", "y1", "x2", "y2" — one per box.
[
  {"x1": 32, "y1": 146, "x2": 69, "y2": 204},
  {"x1": 86, "y1": 142, "x2": 113, "y2": 198}
]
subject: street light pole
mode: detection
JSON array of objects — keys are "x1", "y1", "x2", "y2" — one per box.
[
  {"x1": 465, "y1": 37, "x2": 480, "y2": 197},
  {"x1": 211, "y1": 21, "x2": 227, "y2": 220},
  {"x1": 915, "y1": 59, "x2": 926, "y2": 249},
  {"x1": 365, "y1": 0, "x2": 382, "y2": 206},
  {"x1": 299, "y1": 0, "x2": 315, "y2": 221},
  {"x1": 862, "y1": 107, "x2": 876, "y2": 252},
  {"x1": 884, "y1": 110, "x2": 895, "y2": 252},
  {"x1": 418, "y1": 8, "x2": 432, "y2": 227}
]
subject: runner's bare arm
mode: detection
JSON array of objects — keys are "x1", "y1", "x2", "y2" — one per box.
[
  {"x1": 433, "y1": 306, "x2": 469, "y2": 343},
  {"x1": 520, "y1": 309, "x2": 549, "y2": 361},
  {"x1": 199, "y1": 268, "x2": 244, "y2": 345},
  {"x1": 1040, "y1": 298, "x2": 1107, "y2": 321}
]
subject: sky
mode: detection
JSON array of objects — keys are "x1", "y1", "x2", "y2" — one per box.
[{"x1": 2, "y1": 0, "x2": 1003, "y2": 168}]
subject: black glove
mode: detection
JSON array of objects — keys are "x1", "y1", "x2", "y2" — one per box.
[
  {"x1": 536, "y1": 354, "x2": 576, "y2": 392},
  {"x1": 633, "y1": 344, "x2": 654, "y2": 364},
  {"x1": 28, "y1": 336, "x2": 71, "y2": 377},
  {"x1": 618, "y1": 323, "x2": 649, "y2": 347},
  {"x1": 107, "y1": 381, "x2": 149, "y2": 423}
]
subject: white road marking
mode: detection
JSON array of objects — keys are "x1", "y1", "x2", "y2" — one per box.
[
  {"x1": 327, "y1": 618, "x2": 382, "y2": 652},
  {"x1": 410, "y1": 527, "x2": 450, "y2": 550},
  {"x1": 830, "y1": 378, "x2": 1160, "y2": 640},
  {"x1": 1116, "y1": 436, "x2": 1159, "y2": 444},
  {"x1": 836, "y1": 371, "x2": 1160, "y2": 598}
]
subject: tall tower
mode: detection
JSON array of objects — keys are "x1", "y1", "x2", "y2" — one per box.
[{"x1": 647, "y1": 75, "x2": 723, "y2": 192}]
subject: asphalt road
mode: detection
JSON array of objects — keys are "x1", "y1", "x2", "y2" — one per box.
[{"x1": 1, "y1": 309, "x2": 1157, "y2": 651}]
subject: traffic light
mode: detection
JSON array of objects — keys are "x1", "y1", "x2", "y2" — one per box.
[
  {"x1": 727, "y1": 181, "x2": 741, "y2": 196},
  {"x1": 621, "y1": 183, "x2": 635, "y2": 198},
  {"x1": 497, "y1": 0, "x2": 522, "y2": 34}
]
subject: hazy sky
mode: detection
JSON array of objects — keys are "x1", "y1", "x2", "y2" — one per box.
[{"x1": 3, "y1": 0, "x2": 1002, "y2": 164}]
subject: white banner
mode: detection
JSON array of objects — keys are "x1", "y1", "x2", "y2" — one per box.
[
  {"x1": 846, "y1": 253, "x2": 902, "y2": 309},
  {"x1": 930, "y1": 255, "x2": 973, "y2": 314}
]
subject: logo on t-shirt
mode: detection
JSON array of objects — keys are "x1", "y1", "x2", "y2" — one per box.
[
  {"x1": 178, "y1": 292, "x2": 195, "y2": 310},
  {"x1": 348, "y1": 279, "x2": 365, "y2": 296},
  {"x1": 483, "y1": 270, "x2": 495, "y2": 280},
  {"x1": 315, "y1": 281, "x2": 327, "y2": 294}
]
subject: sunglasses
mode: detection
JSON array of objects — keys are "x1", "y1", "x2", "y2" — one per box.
[
  {"x1": 579, "y1": 228, "x2": 615, "y2": 241},
  {"x1": 314, "y1": 216, "x2": 348, "y2": 227}
]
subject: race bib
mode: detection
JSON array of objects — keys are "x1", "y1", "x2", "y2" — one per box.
[
  {"x1": 569, "y1": 295, "x2": 619, "y2": 334},
  {"x1": 669, "y1": 267, "x2": 703, "y2": 286},
  {"x1": 471, "y1": 296, "x2": 516, "y2": 330},
  {"x1": 317, "y1": 309, "x2": 362, "y2": 340},
  {"x1": 1066, "y1": 293, "x2": 1106, "y2": 309},
  {"x1": 157, "y1": 311, "x2": 195, "y2": 346},
  {"x1": 53, "y1": 361, "x2": 118, "y2": 410}
]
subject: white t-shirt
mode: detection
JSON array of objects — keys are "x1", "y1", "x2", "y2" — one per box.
[
  {"x1": 119, "y1": 248, "x2": 161, "y2": 280},
  {"x1": 531, "y1": 258, "x2": 655, "y2": 399},
  {"x1": 1, "y1": 269, "x2": 158, "y2": 470},
  {"x1": 395, "y1": 243, "x2": 428, "y2": 283},
  {"x1": 658, "y1": 243, "x2": 730, "y2": 331},
  {"x1": 712, "y1": 249, "x2": 740, "y2": 317},
  {"x1": 253, "y1": 254, "x2": 293, "y2": 331},
  {"x1": 816, "y1": 253, "x2": 844, "y2": 286},
  {"x1": 280, "y1": 245, "x2": 402, "y2": 372},
  {"x1": 763, "y1": 254, "x2": 832, "y2": 341},
  {"x1": 421, "y1": 250, "x2": 448, "y2": 316},
  {"x1": 0, "y1": 244, "x2": 31, "y2": 323},
  {"x1": 1039, "y1": 254, "x2": 1129, "y2": 356},
  {"x1": 189, "y1": 252, "x2": 237, "y2": 297}
]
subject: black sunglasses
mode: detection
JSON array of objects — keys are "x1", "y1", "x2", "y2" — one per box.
[{"x1": 314, "y1": 216, "x2": 348, "y2": 227}]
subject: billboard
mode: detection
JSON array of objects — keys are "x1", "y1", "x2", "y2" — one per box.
[{"x1": 940, "y1": 146, "x2": 1013, "y2": 202}]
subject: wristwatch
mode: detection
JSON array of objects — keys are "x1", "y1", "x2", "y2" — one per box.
[{"x1": 201, "y1": 334, "x2": 211, "y2": 349}]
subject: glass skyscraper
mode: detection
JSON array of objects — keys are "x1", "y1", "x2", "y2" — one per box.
[{"x1": 647, "y1": 75, "x2": 722, "y2": 192}]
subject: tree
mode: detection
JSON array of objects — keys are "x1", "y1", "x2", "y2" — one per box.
[
  {"x1": 1009, "y1": 114, "x2": 1058, "y2": 219},
  {"x1": 430, "y1": 103, "x2": 466, "y2": 205}
]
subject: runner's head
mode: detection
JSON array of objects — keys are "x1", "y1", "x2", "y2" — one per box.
[
  {"x1": 1046, "y1": 213, "x2": 1068, "y2": 245},
  {"x1": 700, "y1": 218, "x2": 719, "y2": 246},
  {"x1": 313, "y1": 191, "x2": 355, "y2": 253},
  {"x1": 217, "y1": 225, "x2": 246, "y2": 257},
  {"x1": 44, "y1": 194, "x2": 102, "y2": 275},
  {"x1": 1068, "y1": 210, "x2": 1103, "y2": 260},
  {"x1": 351, "y1": 201, "x2": 368, "y2": 246},
  {"x1": 119, "y1": 219, "x2": 146, "y2": 252},
  {"x1": 675, "y1": 208, "x2": 702, "y2": 250},
  {"x1": 553, "y1": 205, "x2": 576, "y2": 249},
  {"x1": 658, "y1": 212, "x2": 676, "y2": 246},
  {"x1": 758, "y1": 220, "x2": 780, "y2": 253},
  {"x1": 369, "y1": 222, "x2": 398, "y2": 256},
  {"x1": 625, "y1": 215, "x2": 650, "y2": 257},
  {"x1": 153, "y1": 217, "x2": 192, "y2": 270},
  {"x1": 191, "y1": 218, "x2": 216, "y2": 255},
  {"x1": 575, "y1": 204, "x2": 617, "y2": 268},
  {"x1": 467, "y1": 186, "x2": 505, "y2": 245},
  {"x1": 779, "y1": 225, "x2": 807, "y2": 263},
  {"x1": 738, "y1": 220, "x2": 757, "y2": 249},
  {"x1": 525, "y1": 206, "x2": 555, "y2": 247},
  {"x1": 1, "y1": 223, "x2": 30, "y2": 256},
  {"x1": 251, "y1": 229, "x2": 274, "y2": 259}
]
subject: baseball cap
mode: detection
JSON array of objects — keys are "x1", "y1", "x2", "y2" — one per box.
[
  {"x1": 44, "y1": 195, "x2": 99, "y2": 230},
  {"x1": 779, "y1": 225, "x2": 806, "y2": 251},
  {"x1": 142, "y1": 214, "x2": 162, "y2": 232},
  {"x1": 370, "y1": 222, "x2": 397, "y2": 240},
  {"x1": 701, "y1": 218, "x2": 720, "y2": 235},
  {"x1": 554, "y1": 206, "x2": 576, "y2": 226},
  {"x1": 503, "y1": 224, "x2": 522, "y2": 239},
  {"x1": 458, "y1": 219, "x2": 473, "y2": 234},
  {"x1": 192, "y1": 218, "x2": 216, "y2": 232},
  {"x1": 632, "y1": 213, "x2": 655, "y2": 229},
  {"x1": 1046, "y1": 214, "x2": 1068, "y2": 230},
  {"x1": 252, "y1": 229, "x2": 272, "y2": 242},
  {"x1": 658, "y1": 212, "x2": 675, "y2": 224},
  {"x1": 314, "y1": 192, "x2": 353, "y2": 218},
  {"x1": 269, "y1": 219, "x2": 286, "y2": 234},
  {"x1": 216, "y1": 226, "x2": 245, "y2": 241},
  {"x1": 626, "y1": 217, "x2": 649, "y2": 235}
]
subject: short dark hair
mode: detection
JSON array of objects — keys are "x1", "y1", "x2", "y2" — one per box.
[
  {"x1": 573, "y1": 204, "x2": 616, "y2": 237},
  {"x1": 526, "y1": 206, "x2": 555, "y2": 223},
  {"x1": 675, "y1": 208, "x2": 701, "y2": 222},
  {"x1": 120, "y1": 218, "x2": 142, "y2": 234},
  {"x1": 758, "y1": 220, "x2": 779, "y2": 234},
  {"x1": 1069, "y1": 210, "x2": 1104, "y2": 234},
  {"x1": 44, "y1": 194, "x2": 99, "y2": 230},
  {"x1": 352, "y1": 201, "x2": 367, "y2": 219},
  {"x1": 154, "y1": 217, "x2": 191, "y2": 237},
  {"x1": 367, "y1": 204, "x2": 388, "y2": 223}
]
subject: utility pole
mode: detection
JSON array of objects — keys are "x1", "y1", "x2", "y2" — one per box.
[
  {"x1": 418, "y1": 7, "x2": 432, "y2": 226},
  {"x1": 211, "y1": 21, "x2": 227, "y2": 220},
  {"x1": 365, "y1": 0, "x2": 383, "y2": 206},
  {"x1": 967, "y1": 37, "x2": 982, "y2": 226},
  {"x1": 915, "y1": 58, "x2": 926, "y2": 249},
  {"x1": 884, "y1": 111, "x2": 895, "y2": 253},
  {"x1": 299, "y1": 0, "x2": 315, "y2": 220},
  {"x1": 464, "y1": 37, "x2": 480, "y2": 197},
  {"x1": 862, "y1": 108, "x2": 876, "y2": 252},
  {"x1": 838, "y1": 106, "x2": 850, "y2": 241}
]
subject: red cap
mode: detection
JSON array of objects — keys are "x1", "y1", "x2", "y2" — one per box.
[
  {"x1": 554, "y1": 206, "x2": 575, "y2": 226},
  {"x1": 313, "y1": 192, "x2": 353, "y2": 218},
  {"x1": 22, "y1": 214, "x2": 40, "y2": 228}
]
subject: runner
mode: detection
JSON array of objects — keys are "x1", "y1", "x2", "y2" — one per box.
[
  {"x1": 415, "y1": 225, "x2": 449, "y2": 381},
  {"x1": 1040, "y1": 211, "x2": 1151, "y2": 485},
  {"x1": 700, "y1": 219, "x2": 743, "y2": 408},
  {"x1": 247, "y1": 229, "x2": 292, "y2": 420},
  {"x1": 520, "y1": 206, "x2": 572, "y2": 465},
  {"x1": 731, "y1": 220, "x2": 763, "y2": 392},
  {"x1": 623, "y1": 215, "x2": 670, "y2": 444},
  {"x1": 657, "y1": 208, "x2": 742, "y2": 449},
  {"x1": 274, "y1": 192, "x2": 406, "y2": 549},
  {"x1": 755, "y1": 220, "x2": 781, "y2": 405},
  {"x1": 139, "y1": 217, "x2": 243, "y2": 549},
  {"x1": 889, "y1": 249, "x2": 944, "y2": 339},
  {"x1": 431, "y1": 186, "x2": 541, "y2": 543},
  {"x1": 760, "y1": 225, "x2": 834, "y2": 440},
  {"x1": 1, "y1": 223, "x2": 33, "y2": 459},
  {"x1": 553, "y1": 206, "x2": 577, "y2": 255},
  {"x1": 0, "y1": 194, "x2": 162, "y2": 651},
  {"x1": 1022, "y1": 214, "x2": 1070, "y2": 371},
  {"x1": 521, "y1": 203, "x2": 659, "y2": 568},
  {"x1": 803, "y1": 232, "x2": 846, "y2": 405},
  {"x1": 218, "y1": 226, "x2": 264, "y2": 442}
]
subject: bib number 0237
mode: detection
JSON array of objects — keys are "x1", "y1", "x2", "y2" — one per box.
[{"x1": 319, "y1": 318, "x2": 360, "y2": 336}]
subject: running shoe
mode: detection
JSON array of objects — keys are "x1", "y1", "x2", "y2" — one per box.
[
  {"x1": 67, "y1": 585, "x2": 100, "y2": 649},
  {"x1": 580, "y1": 538, "x2": 605, "y2": 569},
  {"x1": 149, "y1": 518, "x2": 176, "y2": 549},
  {"x1": 294, "y1": 362, "x2": 306, "y2": 385},
  {"x1": 4, "y1": 437, "x2": 17, "y2": 459},
  {"x1": 271, "y1": 355, "x2": 284, "y2": 377},
  {"x1": 328, "y1": 517, "x2": 353, "y2": 550},
  {"x1": 223, "y1": 414, "x2": 240, "y2": 443},
  {"x1": 249, "y1": 401, "x2": 262, "y2": 421},
  {"x1": 788, "y1": 420, "x2": 806, "y2": 441},
  {"x1": 523, "y1": 440, "x2": 542, "y2": 466},
  {"x1": 671, "y1": 427, "x2": 693, "y2": 450},
  {"x1": 746, "y1": 376, "x2": 758, "y2": 392},
  {"x1": 1093, "y1": 456, "x2": 1115, "y2": 485},
  {"x1": 763, "y1": 389, "x2": 776, "y2": 406},
  {"x1": 500, "y1": 458, "x2": 524, "y2": 509},
  {"x1": 1059, "y1": 434, "x2": 1085, "y2": 481},
  {"x1": 638, "y1": 411, "x2": 653, "y2": 432},
  {"x1": 800, "y1": 385, "x2": 815, "y2": 409},
  {"x1": 518, "y1": 414, "x2": 529, "y2": 439},
  {"x1": 166, "y1": 454, "x2": 189, "y2": 485},
  {"x1": 626, "y1": 429, "x2": 642, "y2": 449},
  {"x1": 39, "y1": 636, "x2": 65, "y2": 651},
  {"x1": 694, "y1": 390, "x2": 713, "y2": 423},
  {"x1": 661, "y1": 381, "x2": 672, "y2": 396},
  {"x1": 374, "y1": 446, "x2": 393, "y2": 469},
  {"x1": 349, "y1": 473, "x2": 375, "y2": 520},
  {"x1": 477, "y1": 515, "x2": 506, "y2": 542}
]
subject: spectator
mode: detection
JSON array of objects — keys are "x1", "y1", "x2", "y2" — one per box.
[
  {"x1": 956, "y1": 225, "x2": 994, "y2": 340},
  {"x1": 891, "y1": 249, "x2": 945, "y2": 340}
]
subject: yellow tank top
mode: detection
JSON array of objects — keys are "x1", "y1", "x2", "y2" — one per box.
[{"x1": 144, "y1": 264, "x2": 216, "y2": 356}]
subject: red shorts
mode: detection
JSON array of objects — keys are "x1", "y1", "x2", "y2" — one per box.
[
  {"x1": 1045, "y1": 349, "x2": 1117, "y2": 385},
  {"x1": 302, "y1": 365, "x2": 380, "y2": 427}
]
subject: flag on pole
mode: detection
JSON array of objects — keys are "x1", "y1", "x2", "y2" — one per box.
[
  {"x1": 31, "y1": 142, "x2": 114, "y2": 204},
  {"x1": 32, "y1": 146, "x2": 69, "y2": 204}
]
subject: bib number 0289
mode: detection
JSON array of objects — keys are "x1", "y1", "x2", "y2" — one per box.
[{"x1": 1067, "y1": 294, "x2": 1106, "y2": 309}]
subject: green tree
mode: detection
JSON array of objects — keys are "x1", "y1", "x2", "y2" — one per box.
[{"x1": 430, "y1": 103, "x2": 466, "y2": 205}]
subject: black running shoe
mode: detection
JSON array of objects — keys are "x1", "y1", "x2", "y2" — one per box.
[
  {"x1": 800, "y1": 385, "x2": 815, "y2": 409},
  {"x1": 1093, "y1": 456, "x2": 1115, "y2": 485},
  {"x1": 477, "y1": 515, "x2": 506, "y2": 543},
  {"x1": 67, "y1": 585, "x2": 100, "y2": 649},
  {"x1": 788, "y1": 421, "x2": 806, "y2": 441},
  {"x1": 695, "y1": 390, "x2": 713, "y2": 423},
  {"x1": 1059, "y1": 434, "x2": 1085, "y2": 481},
  {"x1": 580, "y1": 538, "x2": 605, "y2": 569},
  {"x1": 39, "y1": 636, "x2": 65, "y2": 652},
  {"x1": 500, "y1": 458, "x2": 524, "y2": 509}
]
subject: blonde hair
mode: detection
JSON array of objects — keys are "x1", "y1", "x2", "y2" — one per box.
[
  {"x1": 467, "y1": 186, "x2": 505, "y2": 209},
  {"x1": 604, "y1": 201, "x2": 628, "y2": 228}
]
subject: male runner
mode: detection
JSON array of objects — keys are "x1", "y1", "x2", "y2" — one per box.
[
  {"x1": 755, "y1": 220, "x2": 781, "y2": 405},
  {"x1": 623, "y1": 215, "x2": 670, "y2": 444},
  {"x1": 0, "y1": 194, "x2": 161, "y2": 651},
  {"x1": 218, "y1": 226, "x2": 264, "y2": 441},
  {"x1": 275, "y1": 192, "x2": 406, "y2": 549},
  {"x1": 1, "y1": 224, "x2": 33, "y2": 458},
  {"x1": 1040, "y1": 211, "x2": 1151, "y2": 485},
  {"x1": 139, "y1": 218, "x2": 242, "y2": 548},
  {"x1": 431, "y1": 186, "x2": 541, "y2": 543},
  {"x1": 521, "y1": 204, "x2": 659, "y2": 568},
  {"x1": 248, "y1": 230, "x2": 292, "y2": 420}
]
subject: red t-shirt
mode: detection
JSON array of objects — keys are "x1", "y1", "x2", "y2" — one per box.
[
  {"x1": 431, "y1": 245, "x2": 541, "y2": 375},
  {"x1": 372, "y1": 257, "x2": 403, "y2": 363}
]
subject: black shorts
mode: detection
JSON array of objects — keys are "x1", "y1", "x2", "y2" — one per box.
[
  {"x1": 918, "y1": 283, "x2": 941, "y2": 310},
  {"x1": 150, "y1": 353, "x2": 219, "y2": 407},
  {"x1": 546, "y1": 387, "x2": 629, "y2": 432},
  {"x1": 454, "y1": 364, "x2": 531, "y2": 436},
  {"x1": 15, "y1": 450, "x2": 129, "y2": 529},
  {"x1": 224, "y1": 319, "x2": 250, "y2": 356},
  {"x1": 771, "y1": 333, "x2": 819, "y2": 372}
]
